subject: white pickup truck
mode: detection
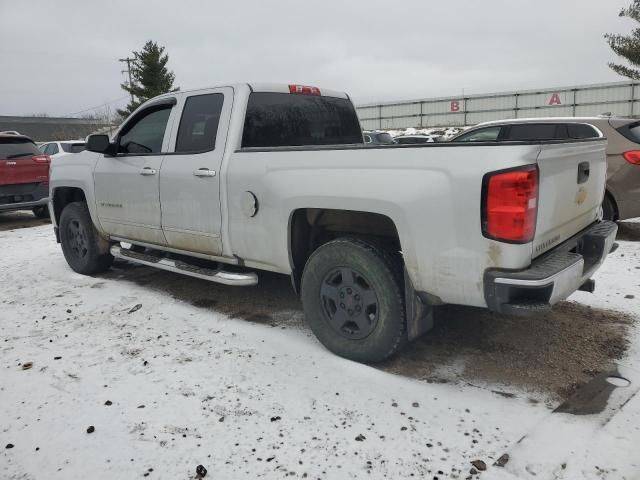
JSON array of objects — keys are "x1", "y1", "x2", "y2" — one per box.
[{"x1": 49, "y1": 83, "x2": 617, "y2": 362}]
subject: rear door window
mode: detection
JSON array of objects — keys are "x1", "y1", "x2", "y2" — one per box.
[
  {"x1": 118, "y1": 106, "x2": 172, "y2": 154},
  {"x1": 0, "y1": 138, "x2": 41, "y2": 159},
  {"x1": 61, "y1": 143, "x2": 86, "y2": 153},
  {"x1": 242, "y1": 92, "x2": 363, "y2": 148},
  {"x1": 175, "y1": 93, "x2": 224, "y2": 153},
  {"x1": 505, "y1": 124, "x2": 560, "y2": 141}
]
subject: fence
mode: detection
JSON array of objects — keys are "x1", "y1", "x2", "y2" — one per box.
[{"x1": 356, "y1": 81, "x2": 640, "y2": 130}]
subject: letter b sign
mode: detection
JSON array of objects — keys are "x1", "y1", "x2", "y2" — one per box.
[{"x1": 451, "y1": 101, "x2": 460, "y2": 112}]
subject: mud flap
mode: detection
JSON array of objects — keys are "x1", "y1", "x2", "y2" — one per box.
[{"x1": 404, "y1": 267, "x2": 434, "y2": 341}]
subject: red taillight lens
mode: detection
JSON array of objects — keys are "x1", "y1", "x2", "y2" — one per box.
[
  {"x1": 32, "y1": 154, "x2": 50, "y2": 164},
  {"x1": 483, "y1": 166, "x2": 538, "y2": 243},
  {"x1": 623, "y1": 150, "x2": 640, "y2": 165},
  {"x1": 288, "y1": 84, "x2": 321, "y2": 96}
]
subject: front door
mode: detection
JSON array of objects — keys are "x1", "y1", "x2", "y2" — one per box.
[
  {"x1": 94, "y1": 100, "x2": 176, "y2": 245},
  {"x1": 159, "y1": 88, "x2": 232, "y2": 255}
]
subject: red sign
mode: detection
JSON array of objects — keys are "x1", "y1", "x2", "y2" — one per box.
[
  {"x1": 548, "y1": 93, "x2": 562, "y2": 106},
  {"x1": 451, "y1": 101, "x2": 461, "y2": 112}
]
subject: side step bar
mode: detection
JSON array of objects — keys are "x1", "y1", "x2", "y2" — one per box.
[{"x1": 109, "y1": 245, "x2": 258, "y2": 286}]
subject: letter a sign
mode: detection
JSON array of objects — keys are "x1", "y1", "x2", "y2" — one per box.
[{"x1": 548, "y1": 93, "x2": 562, "y2": 106}]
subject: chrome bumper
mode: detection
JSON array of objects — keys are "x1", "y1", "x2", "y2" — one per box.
[{"x1": 484, "y1": 221, "x2": 618, "y2": 316}]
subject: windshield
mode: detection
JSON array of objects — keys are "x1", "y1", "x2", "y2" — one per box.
[
  {"x1": 61, "y1": 143, "x2": 86, "y2": 153},
  {"x1": 242, "y1": 92, "x2": 363, "y2": 147}
]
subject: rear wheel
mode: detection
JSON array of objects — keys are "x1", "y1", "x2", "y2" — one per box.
[
  {"x1": 301, "y1": 238, "x2": 406, "y2": 363},
  {"x1": 602, "y1": 195, "x2": 617, "y2": 222},
  {"x1": 32, "y1": 206, "x2": 49, "y2": 219},
  {"x1": 59, "y1": 201, "x2": 113, "y2": 274}
]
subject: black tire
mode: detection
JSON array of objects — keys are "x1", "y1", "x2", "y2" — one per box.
[
  {"x1": 59, "y1": 201, "x2": 113, "y2": 275},
  {"x1": 601, "y1": 195, "x2": 617, "y2": 222},
  {"x1": 301, "y1": 238, "x2": 406, "y2": 363},
  {"x1": 32, "y1": 206, "x2": 49, "y2": 219}
]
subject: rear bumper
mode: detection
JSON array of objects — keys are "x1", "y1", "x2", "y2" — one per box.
[
  {"x1": 484, "y1": 221, "x2": 618, "y2": 316},
  {"x1": 0, "y1": 182, "x2": 49, "y2": 212}
]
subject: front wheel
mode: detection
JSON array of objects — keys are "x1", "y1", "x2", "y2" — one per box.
[
  {"x1": 301, "y1": 238, "x2": 406, "y2": 363},
  {"x1": 59, "y1": 201, "x2": 113, "y2": 275}
]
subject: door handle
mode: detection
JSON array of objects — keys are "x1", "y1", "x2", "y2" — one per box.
[
  {"x1": 193, "y1": 168, "x2": 216, "y2": 177},
  {"x1": 139, "y1": 167, "x2": 157, "y2": 176}
]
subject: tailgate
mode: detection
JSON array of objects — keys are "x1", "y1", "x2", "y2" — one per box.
[
  {"x1": 533, "y1": 140, "x2": 607, "y2": 258},
  {"x1": 0, "y1": 159, "x2": 17, "y2": 186},
  {"x1": 0, "y1": 156, "x2": 49, "y2": 186}
]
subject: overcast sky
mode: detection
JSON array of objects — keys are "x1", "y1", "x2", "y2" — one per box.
[{"x1": 0, "y1": 0, "x2": 634, "y2": 116}]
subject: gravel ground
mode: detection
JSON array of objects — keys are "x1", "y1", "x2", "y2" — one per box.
[{"x1": 0, "y1": 210, "x2": 50, "y2": 232}]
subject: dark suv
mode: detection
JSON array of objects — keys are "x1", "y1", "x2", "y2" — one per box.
[{"x1": 0, "y1": 132, "x2": 51, "y2": 218}]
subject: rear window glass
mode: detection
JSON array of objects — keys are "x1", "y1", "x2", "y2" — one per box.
[
  {"x1": 567, "y1": 124, "x2": 599, "y2": 139},
  {"x1": 506, "y1": 124, "x2": 559, "y2": 141},
  {"x1": 61, "y1": 143, "x2": 86, "y2": 153},
  {"x1": 242, "y1": 93, "x2": 363, "y2": 148},
  {"x1": 617, "y1": 121, "x2": 640, "y2": 144},
  {"x1": 0, "y1": 138, "x2": 41, "y2": 159}
]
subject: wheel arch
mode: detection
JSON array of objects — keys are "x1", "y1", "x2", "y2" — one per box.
[
  {"x1": 288, "y1": 208, "x2": 402, "y2": 294},
  {"x1": 51, "y1": 186, "x2": 87, "y2": 225}
]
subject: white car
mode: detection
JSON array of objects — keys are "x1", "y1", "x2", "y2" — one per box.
[{"x1": 39, "y1": 141, "x2": 86, "y2": 159}]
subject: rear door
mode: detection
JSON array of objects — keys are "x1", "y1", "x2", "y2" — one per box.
[
  {"x1": 94, "y1": 98, "x2": 177, "y2": 245},
  {"x1": 159, "y1": 88, "x2": 232, "y2": 255},
  {"x1": 0, "y1": 138, "x2": 48, "y2": 187}
]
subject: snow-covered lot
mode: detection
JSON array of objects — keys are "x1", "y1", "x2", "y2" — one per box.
[{"x1": 1, "y1": 216, "x2": 639, "y2": 480}]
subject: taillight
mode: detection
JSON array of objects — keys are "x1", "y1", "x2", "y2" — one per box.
[
  {"x1": 32, "y1": 154, "x2": 50, "y2": 164},
  {"x1": 482, "y1": 166, "x2": 538, "y2": 243},
  {"x1": 288, "y1": 84, "x2": 321, "y2": 96},
  {"x1": 623, "y1": 150, "x2": 640, "y2": 165}
]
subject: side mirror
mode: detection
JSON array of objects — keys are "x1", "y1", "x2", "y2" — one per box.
[{"x1": 86, "y1": 134, "x2": 113, "y2": 154}]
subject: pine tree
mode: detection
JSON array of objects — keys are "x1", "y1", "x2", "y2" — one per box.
[
  {"x1": 118, "y1": 41, "x2": 179, "y2": 117},
  {"x1": 605, "y1": 1, "x2": 640, "y2": 80}
]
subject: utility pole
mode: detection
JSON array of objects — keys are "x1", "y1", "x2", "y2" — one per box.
[{"x1": 119, "y1": 57, "x2": 135, "y2": 104}]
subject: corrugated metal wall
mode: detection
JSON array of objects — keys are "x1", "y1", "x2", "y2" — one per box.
[{"x1": 357, "y1": 81, "x2": 640, "y2": 129}]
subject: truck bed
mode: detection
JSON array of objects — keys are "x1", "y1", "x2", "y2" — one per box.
[{"x1": 227, "y1": 138, "x2": 607, "y2": 308}]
